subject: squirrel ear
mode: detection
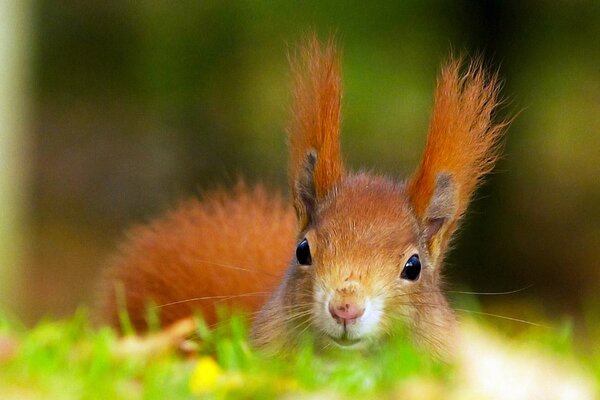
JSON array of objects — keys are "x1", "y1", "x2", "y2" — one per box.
[
  {"x1": 408, "y1": 57, "x2": 507, "y2": 264},
  {"x1": 288, "y1": 34, "x2": 344, "y2": 232},
  {"x1": 422, "y1": 173, "x2": 458, "y2": 261},
  {"x1": 294, "y1": 151, "x2": 318, "y2": 230}
]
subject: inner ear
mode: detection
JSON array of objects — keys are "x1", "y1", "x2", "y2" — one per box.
[
  {"x1": 294, "y1": 151, "x2": 318, "y2": 230},
  {"x1": 424, "y1": 173, "x2": 457, "y2": 241}
]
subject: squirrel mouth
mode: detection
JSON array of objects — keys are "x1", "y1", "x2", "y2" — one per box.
[{"x1": 328, "y1": 333, "x2": 362, "y2": 347}]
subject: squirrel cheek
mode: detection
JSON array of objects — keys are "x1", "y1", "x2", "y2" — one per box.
[{"x1": 358, "y1": 298, "x2": 385, "y2": 335}]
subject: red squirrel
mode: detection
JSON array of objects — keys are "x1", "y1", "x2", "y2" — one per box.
[{"x1": 98, "y1": 35, "x2": 507, "y2": 358}]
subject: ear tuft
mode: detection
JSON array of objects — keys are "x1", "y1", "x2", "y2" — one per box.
[
  {"x1": 288, "y1": 34, "x2": 345, "y2": 230},
  {"x1": 408, "y1": 57, "x2": 510, "y2": 259}
]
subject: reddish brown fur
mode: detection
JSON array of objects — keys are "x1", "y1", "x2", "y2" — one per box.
[
  {"x1": 408, "y1": 58, "x2": 506, "y2": 223},
  {"x1": 288, "y1": 34, "x2": 344, "y2": 229},
  {"x1": 99, "y1": 184, "x2": 296, "y2": 331}
]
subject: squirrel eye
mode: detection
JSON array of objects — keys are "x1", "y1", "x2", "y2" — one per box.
[
  {"x1": 296, "y1": 239, "x2": 312, "y2": 266},
  {"x1": 400, "y1": 254, "x2": 421, "y2": 281}
]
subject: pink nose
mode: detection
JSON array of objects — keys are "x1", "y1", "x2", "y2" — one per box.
[{"x1": 328, "y1": 302, "x2": 365, "y2": 325}]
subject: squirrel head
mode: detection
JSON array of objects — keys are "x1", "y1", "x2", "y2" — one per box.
[{"x1": 253, "y1": 35, "x2": 507, "y2": 357}]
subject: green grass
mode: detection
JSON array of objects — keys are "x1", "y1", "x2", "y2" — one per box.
[{"x1": 0, "y1": 308, "x2": 598, "y2": 399}]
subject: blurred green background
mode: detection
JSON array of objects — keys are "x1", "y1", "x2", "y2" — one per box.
[{"x1": 2, "y1": 1, "x2": 599, "y2": 327}]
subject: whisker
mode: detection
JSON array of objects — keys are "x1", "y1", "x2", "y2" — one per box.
[
  {"x1": 390, "y1": 300, "x2": 545, "y2": 328},
  {"x1": 279, "y1": 310, "x2": 314, "y2": 325},
  {"x1": 320, "y1": 342, "x2": 332, "y2": 352},
  {"x1": 385, "y1": 284, "x2": 534, "y2": 300},
  {"x1": 391, "y1": 300, "x2": 446, "y2": 308},
  {"x1": 386, "y1": 313, "x2": 448, "y2": 351},
  {"x1": 388, "y1": 290, "x2": 444, "y2": 299},
  {"x1": 293, "y1": 315, "x2": 317, "y2": 337},
  {"x1": 387, "y1": 312, "x2": 448, "y2": 331},
  {"x1": 155, "y1": 292, "x2": 270, "y2": 308},
  {"x1": 247, "y1": 302, "x2": 314, "y2": 316},
  {"x1": 199, "y1": 303, "x2": 314, "y2": 334},
  {"x1": 447, "y1": 284, "x2": 534, "y2": 296},
  {"x1": 182, "y1": 257, "x2": 282, "y2": 278},
  {"x1": 454, "y1": 308, "x2": 547, "y2": 328}
]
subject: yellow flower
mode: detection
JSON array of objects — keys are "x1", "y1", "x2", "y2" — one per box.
[{"x1": 189, "y1": 356, "x2": 223, "y2": 394}]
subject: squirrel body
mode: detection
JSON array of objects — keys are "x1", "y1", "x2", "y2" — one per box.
[{"x1": 99, "y1": 35, "x2": 506, "y2": 358}]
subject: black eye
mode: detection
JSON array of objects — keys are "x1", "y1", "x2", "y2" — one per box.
[
  {"x1": 400, "y1": 254, "x2": 421, "y2": 281},
  {"x1": 296, "y1": 239, "x2": 312, "y2": 265}
]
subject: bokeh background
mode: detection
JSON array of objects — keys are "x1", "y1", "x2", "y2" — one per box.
[{"x1": 1, "y1": 1, "x2": 598, "y2": 332}]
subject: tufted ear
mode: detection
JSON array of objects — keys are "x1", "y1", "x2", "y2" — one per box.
[
  {"x1": 421, "y1": 173, "x2": 459, "y2": 263},
  {"x1": 288, "y1": 35, "x2": 344, "y2": 231},
  {"x1": 408, "y1": 58, "x2": 508, "y2": 264},
  {"x1": 293, "y1": 151, "x2": 318, "y2": 230}
]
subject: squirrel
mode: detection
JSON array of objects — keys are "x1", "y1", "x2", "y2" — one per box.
[{"x1": 98, "y1": 35, "x2": 507, "y2": 359}]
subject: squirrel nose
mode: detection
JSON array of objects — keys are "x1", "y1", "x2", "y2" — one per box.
[{"x1": 328, "y1": 301, "x2": 365, "y2": 325}]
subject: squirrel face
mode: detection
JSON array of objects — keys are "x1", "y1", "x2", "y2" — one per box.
[
  {"x1": 306, "y1": 175, "x2": 426, "y2": 348},
  {"x1": 288, "y1": 174, "x2": 451, "y2": 351},
  {"x1": 252, "y1": 172, "x2": 457, "y2": 355}
]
